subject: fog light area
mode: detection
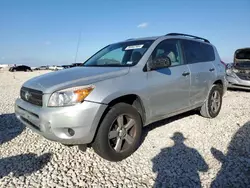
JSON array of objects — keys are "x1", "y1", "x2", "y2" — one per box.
[{"x1": 68, "y1": 128, "x2": 75, "y2": 136}]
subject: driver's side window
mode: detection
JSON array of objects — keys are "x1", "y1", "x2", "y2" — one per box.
[{"x1": 152, "y1": 39, "x2": 183, "y2": 66}]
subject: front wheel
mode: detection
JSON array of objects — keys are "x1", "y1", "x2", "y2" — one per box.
[
  {"x1": 200, "y1": 84, "x2": 223, "y2": 118},
  {"x1": 92, "y1": 103, "x2": 142, "y2": 162}
]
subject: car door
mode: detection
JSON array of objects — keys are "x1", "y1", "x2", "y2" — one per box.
[
  {"x1": 23, "y1": 66, "x2": 28, "y2": 71},
  {"x1": 17, "y1": 66, "x2": 22, "y2": 71},
  {"x1": 146, "y1": 39, "x2": 191, "y2": 120},
  {"x1": 181, "y1": 39, "x2": 216, "y2": 106}
]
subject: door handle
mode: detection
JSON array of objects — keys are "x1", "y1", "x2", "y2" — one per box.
[
  {"x1": 209, "y1": 68, "x2": 215, "y2": 72},
  {"x1": 182, "y1": 71, "x2": 190, "y2": 76}
]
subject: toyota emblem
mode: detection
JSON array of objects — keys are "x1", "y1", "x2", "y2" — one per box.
[{"x1": 24, "y1": 91, "x2": 32, "y2": 100}]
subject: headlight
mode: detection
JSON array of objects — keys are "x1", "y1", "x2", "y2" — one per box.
[
  {"x1": 226, "y1": 68, "x2": 237, "y2": 78},
  {"x1": 232, "y1": 68, "x2": 239, "y2": 73},
  {"x1": 226, "y1": 68, "x2": 232, "y2": 75},
  {"x1": 48, "y1": 85, "x2": 94, "y2": 107}
]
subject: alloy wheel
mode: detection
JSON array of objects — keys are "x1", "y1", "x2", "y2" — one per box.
[
  {"x1": 108, "y1": 114, "x2": 136, "y2": 153},
  {"x1": 211, "y1": 90, "x2": 221, "y2": 113}
]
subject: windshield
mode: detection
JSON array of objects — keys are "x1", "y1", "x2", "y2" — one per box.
[{"x1": 83, "y1": 40, "x2": 153, "y2": 67}]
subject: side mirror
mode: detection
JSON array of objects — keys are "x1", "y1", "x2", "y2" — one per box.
[{"x1": 149, "y1": 56, "x2": 171, "y2": 70}]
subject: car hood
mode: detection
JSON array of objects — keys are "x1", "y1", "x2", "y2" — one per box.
[
  {"x1": 233, "y1": 48, "x2": 250, "y2": 70},
  {"x1": 23, "y1": 67, "x2": 129, "y2": 93}
]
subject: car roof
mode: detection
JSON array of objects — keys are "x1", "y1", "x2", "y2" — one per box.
[{"x1": 119, "y1": 33, "x2": 212, "y2": 45}]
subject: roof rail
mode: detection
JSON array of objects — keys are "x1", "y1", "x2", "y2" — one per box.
[
  {"x1": 166, "y1": 33, "x2": 210, "y2": 43},
  {"x1": 126, "y1": 38, "x2": 135, "y2": 41}
]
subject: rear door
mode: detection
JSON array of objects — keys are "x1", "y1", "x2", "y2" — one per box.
[
  {"x1": 147, "y1": 39, "x2": 191, "y2": 119},
  {"x1": 181, "y1": 39, "x2": 216, "y2": 106}
]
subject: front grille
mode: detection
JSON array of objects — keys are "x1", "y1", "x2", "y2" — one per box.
[
  {"x1": 236, "y1": 73, "x2": 250, "y2": 81},
  {"x1": 17, "y1": 105, "x2": 39, "y2": 118},
  {"x1": 20, "y1": 87, "x2": 43, "y2": 106},
  {"x1": 20, "y1": 116, "x2": 40, "y2": 131}
]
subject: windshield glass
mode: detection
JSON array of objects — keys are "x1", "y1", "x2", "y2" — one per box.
[{"x1": 83, "y1": 40, "x2": 153, "y2": 67}]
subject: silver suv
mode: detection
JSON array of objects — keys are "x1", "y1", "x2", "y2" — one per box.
[{"x1": 15, "y1": 33, "x2": 226, "y2": 161}]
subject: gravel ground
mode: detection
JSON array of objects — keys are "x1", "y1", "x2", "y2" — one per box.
[{"x1": 0, "y1": 71, "x2": 250, "y2": 187}]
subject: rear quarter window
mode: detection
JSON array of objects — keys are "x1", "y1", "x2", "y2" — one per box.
[{"x1": 182, "y1": 40, "x2": 215, "y2": 64}]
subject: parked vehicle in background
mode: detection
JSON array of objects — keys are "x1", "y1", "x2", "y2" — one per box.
[
  {"x1": 62, "y1": 65, "x2": 72, "y2": 69},
  {"x1": 34, "y1": 66, "x2": 49, "y2": 70},
  {"x1": 15, "y1": 33, "x2": 226, "y2": 162},
  {"x1": 55, "y1": 66, "x2": 63, "y2": 71},
  {"x1": 71, "y1": 63, "x2": 82, "y2": 67},
  {"x1": 48, "y1": 65, "x2": 64, "y2": 71},
  {"x1": 31, "y1": 67, "x2": 37, "y2": 71},
  {"x1": 48, "y1": 65, "x2": 57, "y2": 70},
  {"x1": 61, "y1": 63, "x2": 82, "y2": 69},
  {"x1": 226, "y1": 48, "x2": 250, "y2": 90},
  {"x1": 9, "y1": 65, "x2": 32, "y2": 72}
]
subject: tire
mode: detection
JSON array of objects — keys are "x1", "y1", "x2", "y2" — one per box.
[
  {"x1": 92, "y1": 103, "x2": 142, "y2": 162},
  {"x1": 200, "y1": 84, "x2": 223, "y2": 118}
]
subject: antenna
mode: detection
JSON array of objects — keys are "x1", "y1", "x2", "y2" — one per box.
[{"x1": 74, "y1": 29, "x2": 82, "y2": 64}]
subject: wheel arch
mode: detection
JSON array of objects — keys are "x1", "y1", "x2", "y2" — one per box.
[
  {"x1": 106, "y1": 94, "x2": 146, "y2": 125},
  {"x1": 89, "y1": 94, "x2": 147, "y2": 145},
  {"x1": 213, "y1": 79, "x2": 223, "y2": 87}
]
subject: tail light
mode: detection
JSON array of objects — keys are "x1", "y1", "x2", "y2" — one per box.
[
  {"x1": 220, "y1": 60, "x2": 226, "y2": 67},
  {"x1": 220, "y1": 60, "x2": 227, "y2": 73}
]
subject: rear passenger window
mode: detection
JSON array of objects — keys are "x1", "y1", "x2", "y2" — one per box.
[{"x1": 182, "y1": 40, "x2": 215, "y2": 63}]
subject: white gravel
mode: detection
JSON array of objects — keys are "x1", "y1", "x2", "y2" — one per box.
[{"x1": 0, "y1": 70, "x2": 250, "y2": 187}]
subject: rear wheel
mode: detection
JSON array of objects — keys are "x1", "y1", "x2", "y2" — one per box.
[
  {"x1": 200, "y1": 84, "x2": 223, "y2": 118},
  {"x1": 92, "y1": 103, "x2": 142, "y2": 161}
]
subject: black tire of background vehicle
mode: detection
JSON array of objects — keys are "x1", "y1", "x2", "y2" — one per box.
[
  {"x1": 92, "y1": 103, "x2": 142, "y2": 162},
  {"x1": 200, "y1": 84, "x2": 223, "y2": 118}
]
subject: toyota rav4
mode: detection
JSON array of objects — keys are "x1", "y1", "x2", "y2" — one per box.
[{"x1": 15, "y1": 33, "x2": 226, "y2": 161}]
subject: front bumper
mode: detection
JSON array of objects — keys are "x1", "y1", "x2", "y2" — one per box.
[
  {"x1": 226, "y1": 73, "x2": 250, "y2": 90},
  {"x1": 15, "y1": 99, "x2": 107, "y2": 145}
]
